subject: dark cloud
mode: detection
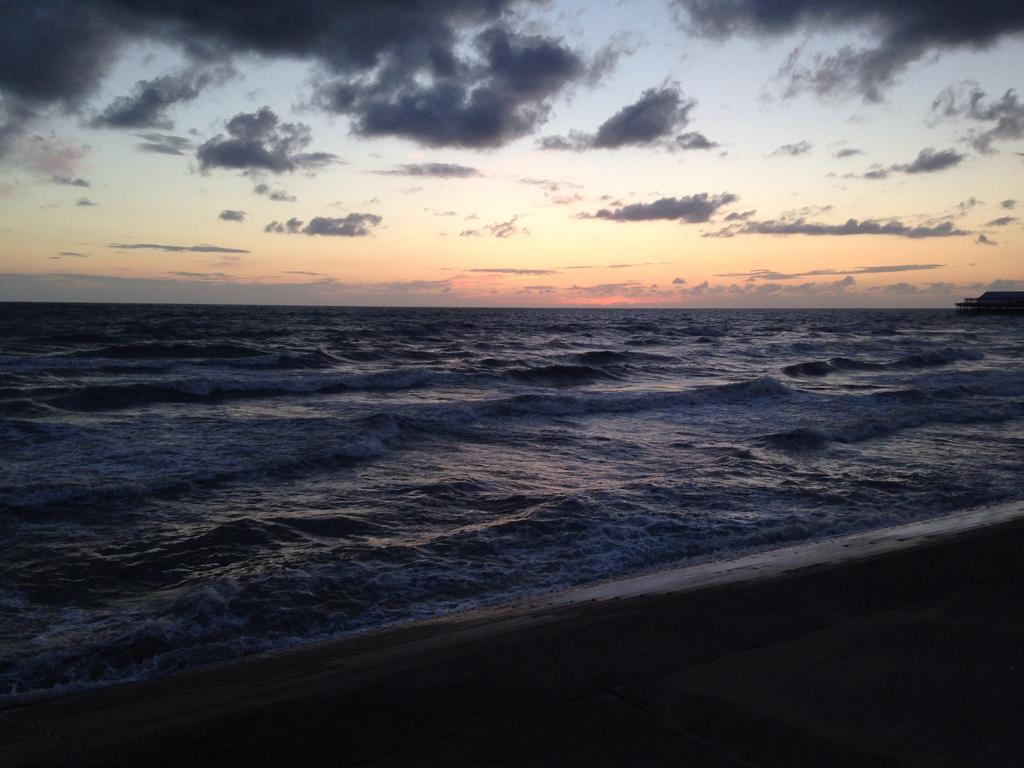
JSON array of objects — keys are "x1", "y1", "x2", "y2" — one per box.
[
  {"x1": 675, "y1": 131, "x2": 718, "y2": 150},
  {"x1": 52, "y1": 175, "x2": 90, "y2": 187},
  {"x1": 135, "y1": 133, "x2": 192, "y2": 155},
  {"x1": 976, "y1": 234, "x2": 997, "y2": 246},
  {"x1": 218, "y1": 209, "x2": 245, "y2": 222},
  {"x1": 318, "y1": 22, "x2": 593, "y2": 148},
  {"x1": 931, "y1": 84, "x2": 1024, "y2": 153},
  {"x1": 56, "y1": 251, "x2": 87, "y2": 258},
  {"x1": 305, "y1": 215, "x2": 382, "y2": 237},
  {"x1": 896, "y1": 147, "x2": 964, "y2": 174},
  {"x1": 253, "y1": 183, "x2": 296, "y2": 202},
  {"x1": 593, "y1": 87, "x2": 694, "y2": 148},
  {"x1": 569, "y1": 281, "x2": 650, "y2": 297},
  {"x1": 1002, "y1": 199, "x2": 1017, "y2": 209},
  {"x1": 197, "y1": 107, "x2": 339, "y2": 173},
  {"x1": 835, "y1": 147, "x2": 863, "y2": 158},
  {"x1": 90, "y1": 63, "x2": 232, "y2": 129},
  {"x1": 672, "y1": 276, "x2": 686, "y2": 284},
  {"x1": 109, "y1": 242, "x2": 250, "y2": 253},
  {"x1": 265, "y1": 214, "x2": 382, "y2": 237},
  {"x1": 75, "y1": 197, "x2": 96, "y2": 206},
  {"x1": 1, "y1": 2, "x2": 615, "y2": 154},
  {"x1": 460, "y1": 215, "x2": 527, "y2": 238},
  {"x1": 985, "y1": 216, "x2": 1017, "y2": 226},
  {"x1": 582, "y1": 193, "x2": 737, "y2": 223},
  {"x1": 674, "y1": 0, "x2": 1024, "y2": 101},
  {"x1": 264, "y1": 217, "x2": 304, "y2": 235},
  {"x1": 0, "y1": 3, "x2": 123, "y2": 153},
  {"x1": 380, "y1": 163, "x2": 480, "y2": 178},
  {"x1": 469, "y1": 268, "x2": 557, "y2": 275},
  {"x1": 716, "y1": 264, "x2": 944, "y2": 280},
  {"x1": 771, "y1": 141, "x2": 811, "y2": 157},
  {"x1": 856, "y1": 147, "x2": 965, "y2": 180},
  {"x1": 541, "y1": 85, "x2": 714, "y2": 151},
  {"x1": 537, "y1": 132, "x2": 590, "y2": 151},
  {"x1": 707, "y1": 217, "x2": 969, "y2": 239},
  {"x1": 724, "y1": 209, "x2": 756, "y2": 221}
]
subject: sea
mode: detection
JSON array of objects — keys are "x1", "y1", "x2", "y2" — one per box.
[{"x1": 1, "y1": 302, "x2": 1022, "y2": 704}]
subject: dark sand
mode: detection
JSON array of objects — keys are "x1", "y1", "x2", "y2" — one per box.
[{"x1": 3, "y1": 503, "x2": 1024, "y2": 767}]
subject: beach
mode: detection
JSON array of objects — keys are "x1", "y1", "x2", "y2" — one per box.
[{"x1": 4, "y1": 501, "x2": 1023, "y2": 767}]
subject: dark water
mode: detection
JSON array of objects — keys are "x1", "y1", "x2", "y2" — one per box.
[{"x1": 1, "y1": 303, "x2": 1022, "y2": 703}]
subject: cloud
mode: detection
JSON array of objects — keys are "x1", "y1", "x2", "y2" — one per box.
[
  {"x1": 218, "y1": 209, "x2": 245, "y2": 222},
  {"x1": 305, "y1": 215, "x2": 382, "y2": 237},
  {"x1": 468, "y1": 268, "x2": 557, "y2": 275},
  {"x1": 168, "y1": 271, "x2": 234, "y2": 281},
  {"x1": 253, "y1": 183, "x2": 296, "y2": 202},
  {"x1": 90, "y1": 63, "x2": 233, "y2": 130},
  {"x1": 956, "y1": 197, "x2": 981, "y2": 214},
  {"x1": 724, "y1": 209, "x2": 756, "y2": 221},
  {"x1": 976, "y1": 234, "x2": 998, "y2": 246},
  {"x1": 1, "y1": 2, "x2": 624, "y2": 155},
  {"x1": 109, "y1": 242, "x2": 250, "y2": 253},
  {"x1": 13, "y1": 134, "x2": 88, "y2": 176},
  {"x1": 592, "y1": 86, "x2": 694, "y2": 148},
  {"x1": 461, "y1": 215, "x2": 528, "y2": 238},
  {"x1": 674, "y1": 0, "x2": 1024, "y2": 101},
  {"x1": 197, "y1": 107, "x2": 339, "y2": 174},
  {"x1": 1002, "y1": 199, "x2": 1018, "y2": 209},
  {"x1": 519, "y1": 176, "x2": 582, "y2": 194},
  {"x1": 675, "y1": 131, "x2": 718, "y2": 150},
  {"x1": 52, "y1": 175, "x2": 90, "y2": 187},
  {"x1": 540, "y1": 85, "x2": 714, "y2": 151},
  {"x1": 895, "y1": 147, "x2": 964, "y2": 174},
  {"x1": 135, "y1": 133, "x2": 193, "y2": 155},
  {"x1": 771, "y1": 141, "x2": 812, "y2": 157},
  {"x1": 672, "y1": 276, "x2": 686, "y2": 285},
  {"x1": 835, "y1": 148, "x2": 863, "y2": 158},
  {"x1": 855, "y1": 147, "x2": 965, "y2": 180},
  {"x1": 54, "y1": 251, "x2": 87, "y2": 258},
  {"x1": 985, "y1": 216, "x2": 1017, "y2": 226},
  {"x1": 582, "y1": 193, "x2": 737, "y2": 223},
  {"x1": 716, "y1": 264, "x2": 944, "y2": 280},
  {"x1": 317, "y1": 23, "x2": 594, "y2": 148},
  {"x1": 707, "y1": 218, "x2": 969, "y2": 239},
  {"x1": 75, "y1": 197, "x2": 96, "y2": 206},
  {"x1": 931, "y1": 83, "x2": 1024, "y2": 153},
  {"x1": 569, "y1": 281, "x2": 652, "y2": 297},
  {"x1": 380, "y1": 163, "x2": 480, "y2": 178},
  {"x1": 264, "y1": 218, "x2": 304, "y2": 235},
  {"x1": 551, "y1": 193, "x2": 583, "y2": 205},
  {"x1": 265, "y1": 214, "x2": 382, "y2": 237}
]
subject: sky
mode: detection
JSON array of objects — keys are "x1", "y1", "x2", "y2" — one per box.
[{"x1": 0, "y1": 0, "x2": 1021, "y2": 308}]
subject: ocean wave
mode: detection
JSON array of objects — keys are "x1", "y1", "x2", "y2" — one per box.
[
  {"x1": 43, "y1": 368, "x2": 458, "y2": 411},
  {"x1": 0, "y1": 414, "x2": 401, "y2": 512},
  {"x1": 74, "y1": 341, "x2": 269, "y2": 360},
  {"x1": 783, "y1": 349, "x2": 983, "y2": 377},
  {"x1": 758, "y1": 427, "x2": 833, "y2": 452},
  {"x1": 508, "y1": 364, "x2": 612, "y2": 385}
]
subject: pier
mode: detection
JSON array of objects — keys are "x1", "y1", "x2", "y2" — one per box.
[{"x1": 956, "y1": 291, "x2": 1024, "y2": 315}]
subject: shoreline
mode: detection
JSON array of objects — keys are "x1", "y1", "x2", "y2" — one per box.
[{"x1": 4, "y1": 499, "x2": 1024, "y2": 766}]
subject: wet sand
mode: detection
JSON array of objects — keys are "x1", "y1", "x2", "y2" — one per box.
[{"x1": 3, "y1": 502, "x2": 1024, "y2": 767}]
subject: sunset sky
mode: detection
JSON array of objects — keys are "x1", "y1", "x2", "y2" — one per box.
[{"x1": 1, "y1": 0, "x2": 1021, "y2": 307}]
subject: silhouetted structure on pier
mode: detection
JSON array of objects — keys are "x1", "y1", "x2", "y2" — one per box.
[{"x1": 956, "y1": 291, "x2": 1024, "y2": 315}]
